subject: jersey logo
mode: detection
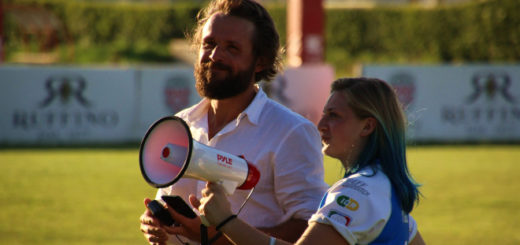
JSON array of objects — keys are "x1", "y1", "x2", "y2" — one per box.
[
  {"x1": 342, "y1": 179, "x2": 370, "y2": 196},
  {"x1": 336, "y1": 195, "x2": 359, "y2": 211},
  {"x1": 328, "y1": 209, "x2": 352, "y2": 226}
]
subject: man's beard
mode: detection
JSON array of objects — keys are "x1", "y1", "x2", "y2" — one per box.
[{"x1": 194, "y1": 60, "x2": 256, "y2": 100}]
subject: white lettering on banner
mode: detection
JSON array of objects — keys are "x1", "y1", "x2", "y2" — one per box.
[{"x1": 362, "y1": 65, "x2": 520, "y2": 142}]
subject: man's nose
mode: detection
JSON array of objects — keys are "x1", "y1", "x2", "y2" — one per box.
[{"x1": 209, "y1": 46, "x2": 224, "y2": 62}]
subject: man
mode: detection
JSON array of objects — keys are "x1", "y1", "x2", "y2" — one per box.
[{"x1": 140, "y1": 0, "x2": 328, "y2": 244}]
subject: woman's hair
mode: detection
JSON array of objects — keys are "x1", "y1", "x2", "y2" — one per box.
[
  {"x1": 188, "y1": 0, "x2": 282, "y2": 82},
  {"x1": 331, "y1": 77, "x2": 420, "y2": 213}
]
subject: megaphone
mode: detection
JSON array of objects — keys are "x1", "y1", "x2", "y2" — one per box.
[{"x1": 139, "y1": 116, "x2": 260, "y2": 194}]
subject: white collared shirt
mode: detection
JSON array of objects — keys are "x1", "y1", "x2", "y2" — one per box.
[{"x1": 156, "y1": 87, "x2": 328, "y2": 242}]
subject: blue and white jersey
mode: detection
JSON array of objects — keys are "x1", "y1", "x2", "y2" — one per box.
[{"x1": 309, "y1": 165, "x2": 417, "y2": 244}]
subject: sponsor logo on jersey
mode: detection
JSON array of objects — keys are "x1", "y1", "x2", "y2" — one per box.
[
  {"x1": 342, "y1": 179, "x2": 370, "y2": 196},
  {"x1": 336, "y1": 195, "x2": 359, "y2": 211},
  {"x1": 328, "y1": 210, "x2": 352, "y2": 227}
]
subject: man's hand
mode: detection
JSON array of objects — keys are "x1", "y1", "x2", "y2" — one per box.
[
  {"x1": 140, "y1": 198, "x2": 169, "y2": 245},
  {"x1": 161, "y1": 199, "x2": 205, "y2": 242}
]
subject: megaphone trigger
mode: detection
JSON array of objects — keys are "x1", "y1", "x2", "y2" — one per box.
[{"x1": 200, "y1": 214, "x2": 211, "y2": 227}]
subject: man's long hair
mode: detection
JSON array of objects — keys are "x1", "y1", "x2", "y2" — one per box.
[{"x1": 188, "y1": 0, "x2": 282, "y2": 82}]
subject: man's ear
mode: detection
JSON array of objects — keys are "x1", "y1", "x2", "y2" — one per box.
[
  {"x1": 360, "y1": 117, "x2": 376, "y2": 137},
  {"x1": 254, "y1": 57, "x2": 266, "y2": 73}
]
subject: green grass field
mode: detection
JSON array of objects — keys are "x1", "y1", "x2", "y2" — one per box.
[{"x1": 1, "y1": 145, "x2": 519, "y2": 244}]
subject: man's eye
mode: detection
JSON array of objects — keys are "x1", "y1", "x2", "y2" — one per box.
[
  {"x1": 202, "y1": 42, "x2": 215, "y2": 49},
  {"x1": 228, "y1": 45, "x2": 239, "y2": 52}
]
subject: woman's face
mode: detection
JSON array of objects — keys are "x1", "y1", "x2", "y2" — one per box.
[{"x1": 317, "y1": 92, "x2": 369, "y2": 162}]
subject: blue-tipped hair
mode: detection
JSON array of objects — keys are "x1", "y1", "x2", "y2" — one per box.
[{"x1": 332, "y1": 77, "x2": 421, "y2": 213}]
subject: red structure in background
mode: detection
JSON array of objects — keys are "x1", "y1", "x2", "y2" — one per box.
[
  {"x1": 287, "y1": 0, "x2": 325, "y2": 66},
  {"x1": 1, "y1": 0, "x2": 4, "y2": 63},
  {"x1": 270, "y1": 0, "x2": 333, "y2": 126}
]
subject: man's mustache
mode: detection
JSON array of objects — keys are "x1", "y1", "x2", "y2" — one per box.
[{"x1": 202, "y1": 61, "x2": 232, "y2": 72}]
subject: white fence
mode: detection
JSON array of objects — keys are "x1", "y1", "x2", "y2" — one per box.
[
  {"x1": 0, "y1": 65, "x2": 200, "y2": 145},
  {"x1": 363, "y1": 64, "x2": 520, "y2": 142},
  {"x1": 1, "y1": 64, "x2": 519, "y2": 145}
]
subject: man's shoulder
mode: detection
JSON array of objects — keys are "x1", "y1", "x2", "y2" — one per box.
[{"x1": 260, "y1": 97, "x2": 314, "y2": 127}]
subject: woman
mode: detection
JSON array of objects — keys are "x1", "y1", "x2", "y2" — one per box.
[{"x1": 178, "y1": 77, "x2": 425, "y2": 244}]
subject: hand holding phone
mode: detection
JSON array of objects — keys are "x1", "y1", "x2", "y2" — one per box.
[
  {"x1": 147, "y1": 200, "x2": 175, "y2": 226},
  {"x1": 161, "y1": 195, "x2": 197, "y2": 219},
  {"x1": 146, "y1": 195, "x2": 197, "y2": 226}
]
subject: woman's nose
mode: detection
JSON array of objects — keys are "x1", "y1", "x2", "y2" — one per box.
[{"x1": 317, "y1": 117, "x2": 326, "y2": 132}]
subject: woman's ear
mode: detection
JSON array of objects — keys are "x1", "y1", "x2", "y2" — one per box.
[{"x1": 360, "y1": 117, "x2": 376, "y2": 137}]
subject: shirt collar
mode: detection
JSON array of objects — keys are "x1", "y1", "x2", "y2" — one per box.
[
  {"x1": 185, "y1": 85, "x2": 268, "y2": 126},
  {"x1": 240, "y1": 86, "x2": 267, "y2": 126}
]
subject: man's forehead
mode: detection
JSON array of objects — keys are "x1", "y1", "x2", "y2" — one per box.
[{"x1": 202, "y1": 13, "x2": 255, "y2": 41}]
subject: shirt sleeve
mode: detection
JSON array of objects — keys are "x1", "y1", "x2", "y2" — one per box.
[
  {"x1": 272, "y1": 122, "x2": 329, "y2": 221},
  {"x1": 408, "y1": 215, "x2": 418, "y2": 242},
  {"x1": 308, "y1": 175, "x2": 392, "y2": 244}
]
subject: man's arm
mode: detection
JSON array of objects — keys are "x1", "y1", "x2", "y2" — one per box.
[{"x1": 258, "y1": 218, "x2": 308, "y2": 243}]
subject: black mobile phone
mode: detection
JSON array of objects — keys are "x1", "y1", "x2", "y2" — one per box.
[
  {"x1": 161, "y1": 195, "x2": 197, "y2": 219},
  {"x1": 147, "y1": 200, "x2": 175, "y2": 226}
]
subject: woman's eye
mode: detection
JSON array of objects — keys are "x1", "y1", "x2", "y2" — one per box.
[{"x1": 324, "y1": 112, "x2": 338, "y2": 118}]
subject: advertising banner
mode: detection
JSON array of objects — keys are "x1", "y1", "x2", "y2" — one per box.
[
  {"x1": 0, "y1": 66, "x2": 136, "y2": 144},
  {"x1": 363, "y1": 65, "x2": 520, "y2": 142},
  {"x1": 136, "y1": 67, "x2": 200, "y2": 137},
  {"x1": 0, "y1": 65, "x2": 200, "y2": 146}
]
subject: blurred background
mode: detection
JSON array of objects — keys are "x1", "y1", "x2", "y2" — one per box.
[{"x1": 1, "y1": 0, "x2": 519, "y2": 244}]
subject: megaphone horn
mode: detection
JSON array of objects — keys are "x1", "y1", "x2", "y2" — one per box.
[{"x1": 139, "y1": 116, "x2": 260, "y2": 194}]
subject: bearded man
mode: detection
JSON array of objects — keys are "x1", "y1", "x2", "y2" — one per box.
[{"x1": 139, "y1": 1, "x2": 328, "y2": 244}]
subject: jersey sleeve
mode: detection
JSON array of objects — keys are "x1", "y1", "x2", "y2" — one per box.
[
  {"x1": 408, "y1": 215, "x2": 418, "y2": 242},
  {"x1": 308, "y1": 173, "x2": 392, "y2": 244}
]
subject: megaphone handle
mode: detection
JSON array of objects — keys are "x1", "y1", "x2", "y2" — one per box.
[
  {"x1": 200, "y1": 223, "x2": 208, "y2": 245},
  {"x1": 218, "y1": 180, "x2": 238, "y2": 195},
  {"x1": 200, "y1": 214, "x2": 211, "y2": 226}
]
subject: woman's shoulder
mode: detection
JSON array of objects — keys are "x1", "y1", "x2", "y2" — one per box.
[
  {"x1": 332, "y1": 165, "x2": 391, "y2": 197},
  {"x1": 311, "y1": 165, "x2": 397, "y2": 244}
]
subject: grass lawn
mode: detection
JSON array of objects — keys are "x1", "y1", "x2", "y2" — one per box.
[{"x1": 1, "y1": 145, "x2": 519, "y2": 244}]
